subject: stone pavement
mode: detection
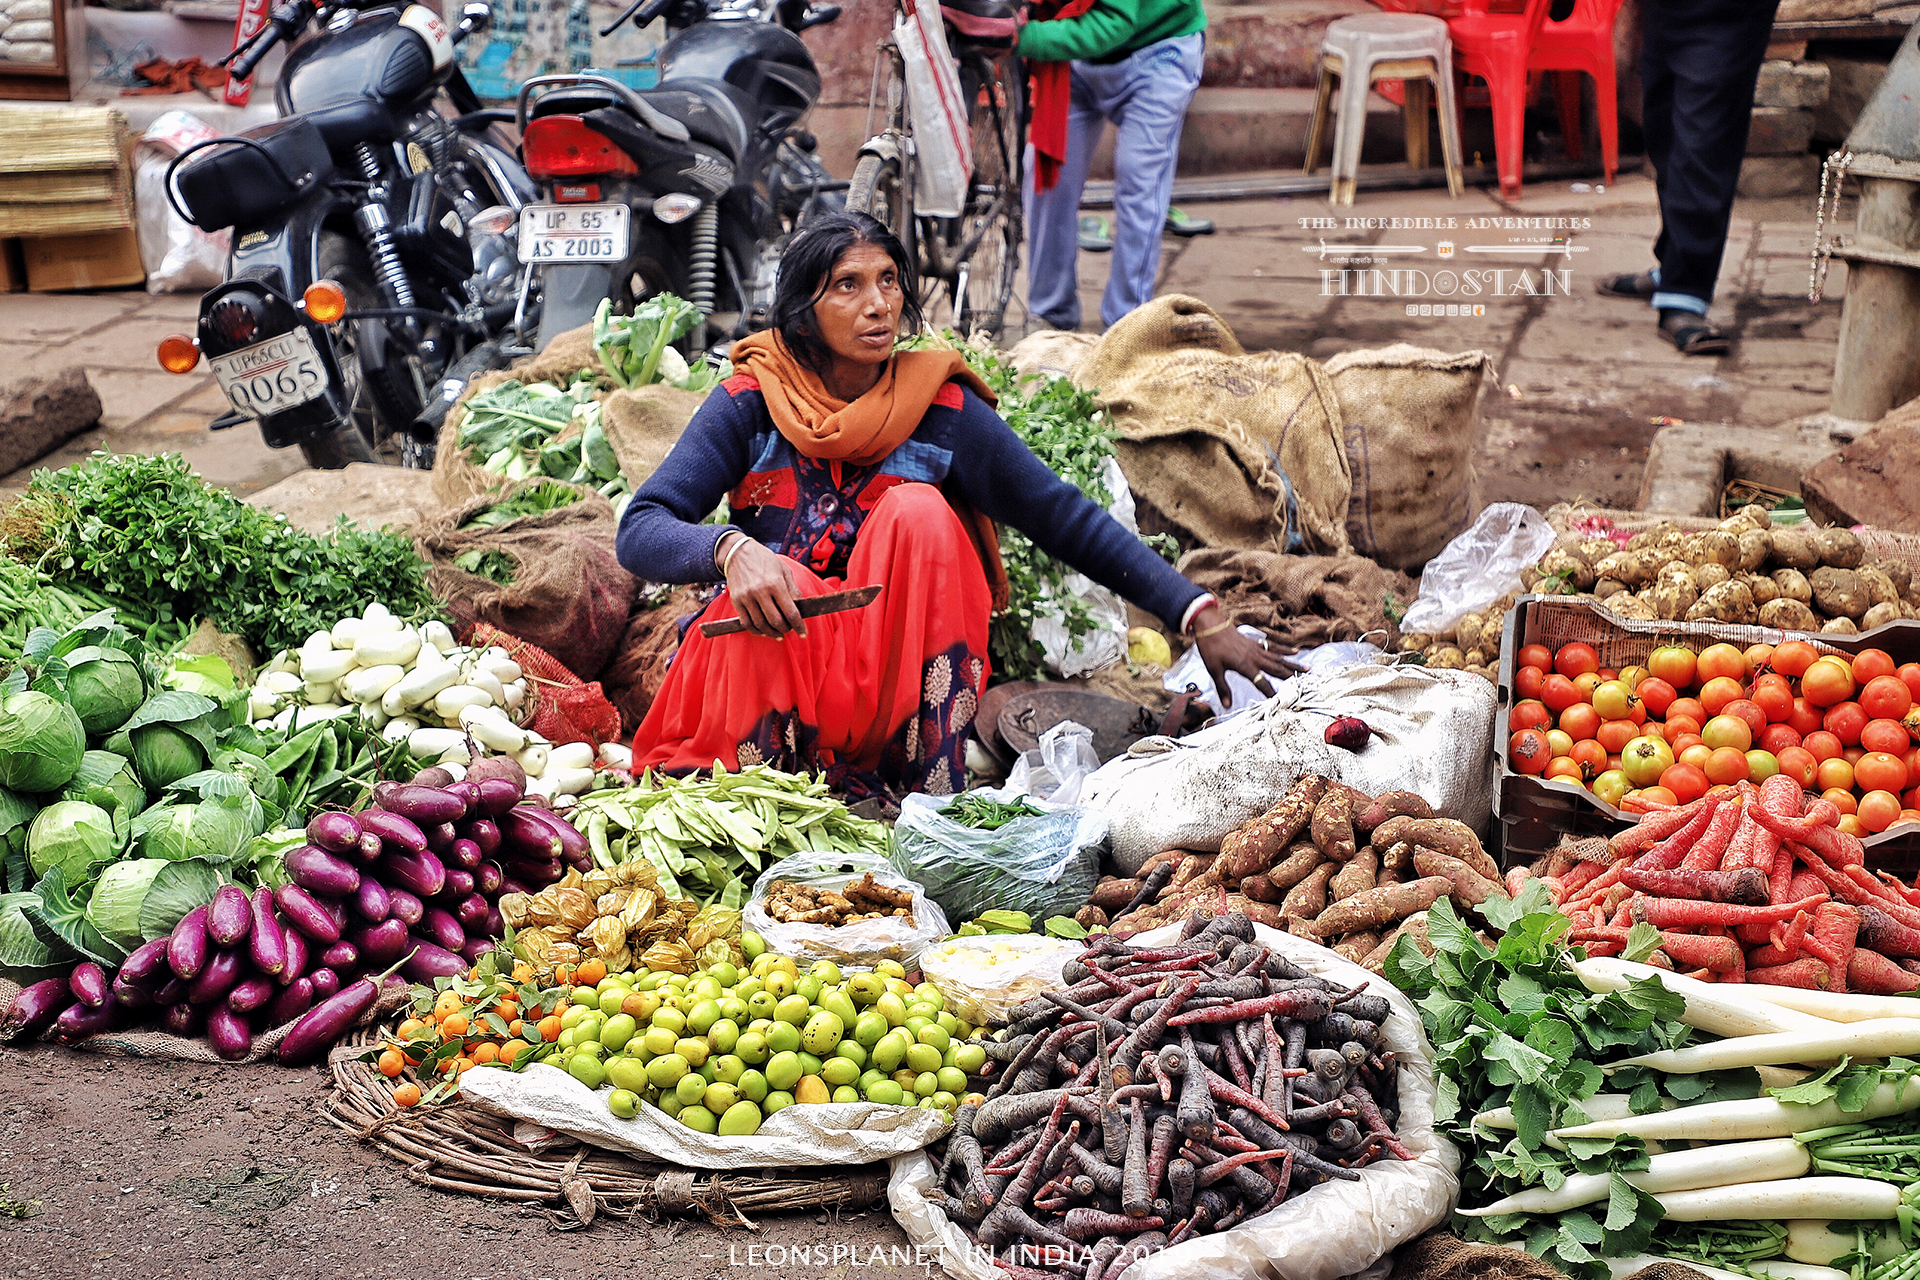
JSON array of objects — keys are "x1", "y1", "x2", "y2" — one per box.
[{"x1": 0, "y1": 169, "x2": 1850, "y2": 514}]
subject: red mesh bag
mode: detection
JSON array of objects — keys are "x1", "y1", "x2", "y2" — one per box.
[{"x1": 465, "y1": 622, "x2": 621, "y2": 747}]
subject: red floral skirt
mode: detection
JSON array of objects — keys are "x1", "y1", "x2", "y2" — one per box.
[{"x1": 631, "y1": 483, "x2": 992, "y2": 797}]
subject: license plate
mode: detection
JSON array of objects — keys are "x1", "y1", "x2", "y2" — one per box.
[
  {"x1": 209, "y1": 328, "x2": 330, "y2": 419},
  {"x1": 518, "y1": 202, "x2": 630, "y2": 264}
]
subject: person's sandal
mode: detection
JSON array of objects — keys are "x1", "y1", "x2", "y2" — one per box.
[
  {"x1": 1595, "y1": 271, "x2": 1658, "y2": 299},
  {"x1": 1166, "y1": 207, "x2": 1214, "y2": 237},
  {"x1": 1658, "y1": 309, "x2": 1731, "y2": 356},
  {"x1": 1077, "y1": 215, "x2": 1113, "y2": 252}
]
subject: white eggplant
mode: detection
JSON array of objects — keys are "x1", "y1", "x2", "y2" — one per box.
[
  {"x1": 292, "y1": 704, "x2": 353, "y2": 730},
  {"x1": 262, "y1": 670, "x2": 304, "y2": 695},
  {"x1": 515, "y1": 743, "x2": 550, "y2": 778},
  {"x1": 464, "y1": 667, "x2": 507, "y2": 707},
  {"x1": 501, "y1": 680, "x2": 526, "y2": 712},
  {"x1": 271, "y1": 706, "x2": 298, "y2": 732},
  {"x1": 433, "y1": 685, "x2": 494, "y2": 719},
  {"x1": 436, "y1": 743, "x2": 473, "y2": 765},
  {"x1": 389, "y1": 653, "x2": 458, "y2": 712},
  {"x1": 599, "y1": 743, "x2": 633, "y2": 771},
  {"x1": 301, "y1": 630, "x2": 335, "y2": 655},
  {"x1": 358, "y1": 702, "x2": 389, "y2": 730},
  {"x1": 551, "y1": 793, "x2": 577, "y2": 812},
  {"x1": 298, "y1": 648, "x2": 358, "y2": 684},
  {"x1": 547, "y1": 767, "x2": 596, "y2": 796},
  {"x1": 303, "y1": 680, "x2": 337, "y2": 705},
  {"x1": 458, "y1": 706, "x2": 526, "y2": 753},
  {"x1": 407, "y1": 727, "x2": 468, "y2": 758},
  {"x1": 479, "y1": 655, "x2": 522, "y2": 684},
  {"x1": 380, "y1": 717, "x2": 415, "y2": 744},
  {"x1": 329, "y1": 616, "x2": 372, "y2": 648},
  {"x1": 420, "y1": 620, "x2": 457, "y2": 654},
  {"x1": 547, "y1": 741, "x2": 596, "y2": 772},
  {"x1": 247, "y1": 692, "x2": 280, "y2": 721},
  {"x1": 353, "y1": 628, "x2": 421, "y2": 668},
  {"x1": 339, "y1": 663, "x2": 405, "y2": 705},
  {"x1": 437, "y1": 761, "x2": 467, "y2": 783}
]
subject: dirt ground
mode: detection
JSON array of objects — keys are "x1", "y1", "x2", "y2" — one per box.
[{"x1": 0, "y1": 1041, "x2": 926, "y2": 1279}]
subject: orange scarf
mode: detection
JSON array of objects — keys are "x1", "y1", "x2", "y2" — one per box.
[{"x1": 729, "y1": 331, "x2": 1011, "y2": 609}]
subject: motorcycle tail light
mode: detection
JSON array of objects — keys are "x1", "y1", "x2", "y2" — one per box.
[
  {"x1": 157, "y1": 334, "x2": 200, "y2": 374},
  {"x1": 522, "y1": 115, "x2": 637, "y2": 179},
  {"x1": 208, "y1": 297, "x2": 261, "y2": 346},
  {"x1": 303, "y1": 280, "x2": 348, "y2": 324}
]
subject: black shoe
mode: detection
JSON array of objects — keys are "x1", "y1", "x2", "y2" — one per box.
[
  {"x1": 1595, "y1": 271, "x2": 1658, "y2": 299},
  {"x1": 1658, "y1": 308, "x2": 1730, "y2": 355}
]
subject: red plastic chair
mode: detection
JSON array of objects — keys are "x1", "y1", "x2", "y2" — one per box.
[
  {"x1": 1445, "y1": 0, "x2": 1554, "y2": 199},
  {"x1": 1530, "y1": 0, "x2": 1627, "y2": 185}
]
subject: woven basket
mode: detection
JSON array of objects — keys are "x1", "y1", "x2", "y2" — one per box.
[{"x1": 324, "y1": 1026, "x2": 891, "y2": 1228}]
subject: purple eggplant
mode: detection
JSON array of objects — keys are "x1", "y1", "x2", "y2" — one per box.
[
  {"x1": 62, "y1": 961, "x2": 106, "y2": 1009},
  {"x1": 161, "y1": 1001, "x2": 202, "y2": 1037},
  {"x1": 464, "y1": 816, "x2": 503, "y2": 856},
  {"x1": 499, "y1": 806, "x2": 563, "y2": 861},
  {"x1": 205, "y1": 1005, "x2": 253, "y2": 1061},
  {"x1": 274, "y1": 884, "x2": 342, "y2": 945},
  {"x1": 442, "y1": 868, "x2": 475, "y2": 900},
  {"x1": 226, "y1": 976, "x2": 276, "y2": 1014},
  {"x1": 455, "y1": 893, "x2": 490, "y2": 930},
  {"x1": 321, "y1": 896, "x2": 347, "y2": 932},
  {"x1": 280, "y1": 923, "x2": 310, "y2": 984},
  {"x1": 320, "y1": 939, "x2": 359, "y2": 971},
  {"x1": 351, "y1": 877, "x2": 391, "y2": 924},
  {"x1": 381, "y1": 849, "x2": 446, "y2": 899},
  {"x1": 499, "y1": 877, "x2": 533, "y2": 898},
  {"x1": 474, "y1": 861, "x2": 504, "y2": 896},
  {"x1": 483, "y1": 906, "x2": 503, "y2": 937},
  {"x1": 265, "y1": 977, "x2": 314, "y2": 1027},
  {"x1": 354, "y1": 830, "x2": 384, "y2": 864},
  {"x1": 153, "y1": 977, "x2": 187, "y2": 1006},
  {"x1": 350, "y1": 918, "x2": 409, "y2": 967},
  {"x1": 118, "y1": 937, "x2": 172, "y2": 989},
  {"x1": 5, "y1": 978, "x2": 71, "y2": 1040},
  {"x1": 187, "y1": 948, "x2": 245, "y2": 1004},
  {"x1": 54, "y1": 1000, "x2": 118, "y2": 1043},
  {"x1": 111, "y1": 975, "x2": 154, "y2": 1010},
  {"x1": 248, "y1": 886, "x2": 287, "y2": 977},
  {"x1": 286, "y1": 845, "x2": 361, "y2": 898},
  {"x1": 308, "y1": 968, "x2": 341, "y2": 1000},
  {"x1": 447, "y1": 780, "x2": 481, "y2": 812},
  {"x1": 167, "y1": 905, "x2": 211, "y2": 981},
  {"x1": 402, "y1": 940, "x2": 467, "y2": 985},
  {"x1": 306, "y1": 810, "x2": 363, "y2": 856},
  {"x1": 386, "y1": 888, "x2": 424, "y2": 927},
  {"x1": 359, "y1": 809, "x2": 428, "y2": 857},
  {"x1": 205, "y1": 884, "x2": 253, "y2": 948},
  {"x1": 504, "y1": 857, "x2": 563, "y2": 886},
  {"x1": 278, "y1": 953, "x2": 412, "y2": 1066},
  {"x1": 518, "y1": 805, "x2": 591, "y2": 866},
  {"x1": 472, "y1": 777, "x2": 522, "y2": 817},
  {"x1": 446, "y1": 838, "x2": 483, "y2": 871},
  {"x1": 458, "y1": 936, "x2": 495, "y2": 965},
  {"x1": 418, "y1": 908, "x2": 465, "y2": 954},
  {"x1": 372, "y1": 780, "x2": 403, "y2": 808},
  {"x1": 425, "y1": 821, "x2": 457, "y2": 854},
  {"x1": 382, "y1": 785, "x2": 468, "y2": 826}
]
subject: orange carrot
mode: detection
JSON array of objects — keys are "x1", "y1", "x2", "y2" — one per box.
[
  {"x1": 1558, "y1": 859, "x2": 1610, "y2": 897},
  {"x1": 1633, "y1": 803, "x2": 1725, "y2": 873},
  {"x1": 1681, "y1": 801, "x2": 1745, "y2": 871},
  {"x1": 1621, "y1": 864, "x2": 1771, "y2": 905},
  {"x1": 1747, "y1": 910, "x2": 1813, "y2": 969},
  {"x1": 1658, "y1": 932, "x2": 1743, "y2": 973},
  {"x1": 1608, "y1": 796, "x2": 1717, "y2": 861},
  {"x1": 1631, "y1": 892, "x2": 1829, "y2": 929},
  {"x1": 1802, "y1": 902, "x2": 1860, "y2": 991},
  {"x1": 1849, "y1": 949, "x2": 1920, "y2": 994},
  {"x1": 1747, "y1": 957, "x2": 1833, "y2": 989}
]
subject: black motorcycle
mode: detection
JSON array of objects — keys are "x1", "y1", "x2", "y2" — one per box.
[
  {"x1": 518, "y1": 0, "x2": 843, "y2": 354},
  {"x1": 157, "y1": 0, "x2": 536, "y2": 468}
]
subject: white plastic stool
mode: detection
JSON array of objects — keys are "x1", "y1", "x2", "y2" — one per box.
[{"x1": 1304, "y1": 13, "x2": 1465, "y2": 205}]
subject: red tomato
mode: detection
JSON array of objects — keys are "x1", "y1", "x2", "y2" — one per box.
[
  {"x1": 1860, "y1": 674, "x2": 1914, "y2": 722},
  {"x1": 1647, "y1": 645, "x2": 1698, "y2": 689},
  {"x1": 1749, "y1": 681, "x2": 1795, "y2": 724},
  {"x1": 1858, "y1": 789, "x2": 1903, "y2": 834},
  {"x1": 1845, "y1": 745, "x2": 1868, "y2": 766},
  {"x1": 1660, "y1": 763, "x2": 1710, "y2": 804},
  {"x1": 1510, "y1": 700, "x2": 1552, "y2": 733},
  {"x1": 1702, "y1": 715, "x2": 1754, "y2": 752},
  {"x1": 1776, "y1": 746, "x2": 1818, "y2": 788},
  {"x1": 1571, "y1": 739, "x2": 1609, "y2": 777},
  {"x1": 1574, "y1": 672, "x2": 1602, "y2": 699},
  {"x1": 1510, "y1": 729, "x2": 1551, "y2": 775},
  {"x1": 1803, "y1": 658, "x2": 1859, "y2": 708},
  {"x1": 1899, "y1": 663, "x2": 1920, "y2": 702},
  {"x1": 1638, "y1": 786, "x2": 1679, "y2": 808},
  {"x1": 1759, "y1": 723, "x2": 1803, "y2": 756},
  {"x1": 1698, "y1": 643, "x2": 1750, "y2": 684},
  {"x1": 1824, "y1": 701, "x2": 1869, "y2": 747},
  {"x1": 1699, "y1": 676, "x2": 1746, "y2": 717},
  {"x1": 1861, "y1": 718, "x2": 1912, "y2": 755},
  {"x1": 1853, "y1": 649, "x2": 1897, "y2": 683},
  {"x1": 1804, "y1": 730, "x2": 1845, "y2": 763},
  {"x1": 1816, "y1": 756, "x2": 1857, "y2": 792},
  {"x1": 1518, "y1": 644, "x2": 1553, "y2": 674},
  {"x1": 1591, "y1": 680, "x2": 1638, "y2": 722},
  {"x1": 1679, "y1": 742, "x2": 1714, "y2": 771},
  {"x1": 1514, "y1": 665, "x2": 1546, "y2": 701},
  {"x1": 1559, "y1": 703, "x2": 1602, "y2": 742},
  {"x1": 1906, "y1": 783, "x2": 1920, "y2": 810},
  {"x1": 1600, "y1": 719, "x2": 1641, "y2": 754},
  {"x1": 1555, "y1": 642, "x2": 1600, "y2": 679},
  {"x1": 1788, "y1": 697, "x2": 1826, "y2": 738},
  {"x1": 1541, "y1": 675, "x2": 1585, "y2": 714},
  {"x1": 1705, "y1": 747, "x2": 1751, "y2": 786},
  {"x1": 1636, "y1": 677, "x2": 1679, "y2": 719},
  {"x1": 1855, "y1": 752, "x2": 1909, "y2": 794},
  {"x1": 1825, "y1": 787, "x2": 1859, "y2": 817},
  {"x1": 1545, "y1": 757, "x2": 1586, "y2": 784},
  {"x1": 1669, "y1": 696, "x2": 1707, "y2": 726},
  {"x1": 1664, "y1": 713, "x2": 1703, "y2": 741},
  {"x1": 1721, "y1": 699, "x2": 1767, "y2": 739},
  {"x1": 1772, "y1": 640, "x2": 1821, "y2": 678},
  {"x1": 1745, "y1": 643, "x2": 1776, "y2": 672},
  {"x1": 1839, "y1": 813, "x2": 1869, "y2": 838},
  {"x1": 1907, "y1": 745, "x2": 1920, "y2": 784}
]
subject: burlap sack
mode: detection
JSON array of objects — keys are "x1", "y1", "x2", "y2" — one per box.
[
  {"x1": 1325, "y1": 344, "x2": 1495, "y2": 574},
  {"x1": 416, "y1": 481, "x2": 638, "y2": 681},
  {"x1": 1178, "y1": 548, "x2": 1414, "y2": 652},
  {"x1": 600, "y1": 384, "x2": 707, "y2": 492},
  {"x1": 431, "y1": 321, "x2": 609, "y2": 508},
  {"x1": 1389, "y1": 1233, "x2": 1566, "y2": 1280},
  {"x1": 1006, "y1": 328, "x2": 1099, "y2": 383},
  {"x1": 599, "y1": 585, "x2": 708, "y2": 737},
  {"x1": 1075, "y1": 295, "x2": 1351, "y2": 556}
]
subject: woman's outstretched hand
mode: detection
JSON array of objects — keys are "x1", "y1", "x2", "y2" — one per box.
[
  {"x1": 1189, "y1": 603, "x2": 1303, "y2": 708},
  {"x1": 722, "y1": 536, "x2": 808, "y2": 638}
]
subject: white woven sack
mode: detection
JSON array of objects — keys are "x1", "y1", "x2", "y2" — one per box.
[
  {"x1": 896, "y1": 1, "x2": 972, "y2": 217},
  {"x1": 1080, "y1": 663, "x2": 1498, "y2": 876},
  {"x1": 886, "y1": 922, "x2": 1461, "y2": 1280}
]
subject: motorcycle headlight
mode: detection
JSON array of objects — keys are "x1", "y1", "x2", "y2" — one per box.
[{"x1": 653, "y1": 193, "x2": 704, "y2": 225}]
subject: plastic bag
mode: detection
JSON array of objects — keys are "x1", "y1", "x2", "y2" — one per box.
[
  {"x1": 1004, "y1": 720, "x2": 1099, "y2": 806},
  {"x1": 1032, "y1": 457, "x2": 1135, "y2": 677},
  {"x1": 1289, "y1": 640, "x2": 1387, "y2": 674},
  {"x1": 886, "y1": 922, "x2": 1460, "y2": 1280},
  {"x1": 916, "y1": 933, "x2": 1084, "y2": 1026},
  {"x1": 893, "y1": 4, "x2": 970, "y2": 217},
  {"x1": 742, "y1": 850, "x2": 949, "y2": 968},
  {"x1": 1163, "y1": 623, "x2": 1275, "y2": 721},
  {"x1": 891, "y1": 783, "x2": 1107, "y2": 925},
  {"x1": 135, "y1": 111, "x2": 229, "y2": 294},
  {"x1": 1401, "y1": 502, "x2": 1555, "y2": 635}
]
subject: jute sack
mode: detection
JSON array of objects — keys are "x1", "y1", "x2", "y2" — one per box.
[
  {"x1": 1005, "y1": 328, "x2": 1098, "y2": 383},
  {"x1": 1076, "y1": 295, "x2": 1351, "y2": 556},
  {"x1": 416, "y1": 481, "x2": 638, "y2": 681},
  {"x1": 430, "y1": 321, "x2": 608, "y2": 508},
  {"x1": 600, "y1": 384, "x2": 708, "y2": 492},
  {"x1": 599, "y1": 585, "x2": 709, "y2": 736},
  {"x1": 1325, "y1": 344, "x2": 1495, "y2": 574}
]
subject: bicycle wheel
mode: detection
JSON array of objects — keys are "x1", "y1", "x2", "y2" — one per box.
[
  {"x1": 952, "y1": 51, "x2": 1024, "y2": 342},
  {"x1": 847, "y1": 149, "x2": 919, "y2": 283}
]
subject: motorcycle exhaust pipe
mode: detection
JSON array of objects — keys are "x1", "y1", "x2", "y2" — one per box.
[{"x1": 413, "y1": 338, "x2": 511, "y2": 442}]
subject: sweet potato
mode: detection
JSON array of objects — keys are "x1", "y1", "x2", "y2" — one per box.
[
  {"x1": 1239, "y1": 901, "x2": 1284, "y2": 930},
  {"x1": 1168, "y1": 854, "x2": 1216, "y2": 892},
  {"x1": 1372, "y1": 818, "x2": 1499, "y2": 884},
  {"x1": 1329, "y1": 844, "x2": 1378, "y2": 903},
  {"x1": 1263, "y1": 843, "x2": 1325, "y2": 895},
  {"x1": 1279, "y1": 863, "x2": 1336, "y2": 923},
  {"x1": 1379, "y1": 840, "x2": 1414, "y2": 873},
  {"x1": 1332, "y1": 930, "x2": 1381, "y2": 964},
  {"x1": 1356, "y1": 791, "x2": 1433, "y2": 835},
  {"x1": 1413, "y1": 848, "x2": 1500, "y2": 910},
  {"x1": 1218, "y1": 775, "x2": 1329, "y2": 883},
  {"x1": 1311, "y1": 876, "x2": 1452, "y2": 938},
  {"x1": 1090, "y1": 878, "x2": 1144, "y2": 911},
  {"x1": 1239, "y1": 873, "x2": 1282, "y2": 903},
  {"x1": 1310, "y1": 790, "x2": 1358, "y2": 862}
]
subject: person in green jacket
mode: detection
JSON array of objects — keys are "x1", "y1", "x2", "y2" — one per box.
[{"x1": 1020, "y1": 0, "x2": 1207, "y2": 331}]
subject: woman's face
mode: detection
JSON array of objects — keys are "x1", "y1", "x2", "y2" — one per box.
[{"x1": 810, "y1": 242, "x2": 903, "y2": 370}]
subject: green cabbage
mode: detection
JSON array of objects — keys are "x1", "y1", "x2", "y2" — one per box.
[
  {"x1": 134, "y1": 799, "x2": 253, "y2": 864},
  {"x1": 62, "y1": 750, "x2": 146, "y2": 819},
  {"x1": 64, "y1": 647, "x2": 146, "y2": 735},
  {"x1": 130, "y1": 723, "x2": 206, "y2": 791},
  {"x1": 0, "y1": 690, "x2": 85, "y2": 793},
  {"x1": 26, "y1": 800, "x2": 118, "y2": 882},
  {"x1": 0, "y1": 890, "x2": 71, "y2": 982},
  {"x1": 85, "y1": 856, "x2": 220, "y2": 948}
]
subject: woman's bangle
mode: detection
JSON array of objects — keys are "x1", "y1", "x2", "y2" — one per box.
[
  {"x1": 1194, "y1": 620, "x2": 1236, "y2": 640},
  {"x1": 717, "y1": 533, "x2": 749, "y2": 577}
]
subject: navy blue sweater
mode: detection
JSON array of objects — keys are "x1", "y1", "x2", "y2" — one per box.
[{"x1": 615, "y1": 373, "x2": 1205, "y2": 630}]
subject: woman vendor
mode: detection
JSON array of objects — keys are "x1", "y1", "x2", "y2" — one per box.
[{"x1": 615, "y1": 212, "x2": 1294, "y2": 797}]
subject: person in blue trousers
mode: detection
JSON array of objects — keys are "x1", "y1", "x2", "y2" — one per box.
[{"x1": 1019, "y1": 0, "x2": 1205, "y2": 332}]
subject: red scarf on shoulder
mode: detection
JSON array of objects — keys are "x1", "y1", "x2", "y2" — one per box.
[{"x1": 1027, "y1": 0, "x2": 1100, "y2": 191}]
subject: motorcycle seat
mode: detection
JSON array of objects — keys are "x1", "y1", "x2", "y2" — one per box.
[
  {"x1": 530, "y1": 78, "x2": 751, "y2": 165},
  {"x1": 303, "y1": 97, "x2": 401, "y2": 150},
  {"x1": 942, "y1": 0, "x2": 1018, "y2": 47}
]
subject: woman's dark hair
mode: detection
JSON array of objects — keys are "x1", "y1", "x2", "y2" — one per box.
[{"x1": 769, "y1": 211, "x2": 922, "y2": 375}]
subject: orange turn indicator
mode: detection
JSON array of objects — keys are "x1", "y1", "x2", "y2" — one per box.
[
  {"x1": 157, "y1": 334, "x2": 200, "y2": 373},
  {"x1": 303, "y1": 279, "x2": 348, "y2": 324}
]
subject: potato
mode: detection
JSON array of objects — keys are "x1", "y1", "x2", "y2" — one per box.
[
  {"x1": 1687, "y1": 579, "x2": 1757, "y2": 624},
  {"x1": 1626, "y1": 524, "x2": 1672, "y2": 552},
  {"x1": 1873, "y1": 558, "x2": 1912, "y2": 597},
  {"x1": 1858, "y1": 567, "x2": 1900, "y2": 607},
  {"x1": 1519, "y1": 564, "x2": 1548, "y2": 591},
  {"x1": 1771, "y1": 567, "x2": 1812, "y2": 603},
  {"x1": 1399, "y1": 633, "x2": 1433, "y2": 654},
  {"x1": 1697, "y1": 530, "x2": 1741, "y2": 567},
  {"x1": 1809, "y1": 566, "x2": 1870, "y2": 620},
  {"x1": 1719, "y1": 507, "x2": 1768, "y2": 535},
  {"x1": 1428, "y1": 645, "x2": 1465, "y2": 669},
  {"x1": 1646, "y1": 579, "x2": 1697, "y2": 621},
  {"x1": 1595, "y1": 552, "x2": 1646, "y2": 588},
  {"x1": 1577, "y1": 539, "x2": 1621, "y2": 566},
  {"x1": 1739, "y1": 503, "x2": 1772, "y2": 530},
  {"x1": 1538, "y1": 548, "x2": 1596, "y2": 591},
  {"x1": 1741, "y1": 573, "x2": 1779, "y2": 606},
  {"x1": 1736, "y1": 528, "x2": 1772, "y2": 572},
  {"x1": 1463, "y1": 648, "x2": 1491, "y2": 668},
  {"x1": 1758, "y1": 598, "x2": 1820, "y2": 632},
  {"x1": 1768, "y1": 527, "x2": 1821, "y2": 571},
  {"x1": 1595, "y1": 578, "x2": 1629, "y2": 600},
  {"x1": 1822, "y1": 616, "x2": 1860, "y2": 635},
  {"x1": 1862, "y1": 601, "x2": 1904, "y2": 631},
  {"x1": 1816, "y1": 527, "x2": 1866, "y2": 568},
  {"x1": 1692, "y1": 562, "x2": 1731, "y2": 592},
  {"x1": 1455, "y1": 614, "x2": 1486, "y2": 654},
  {"x1": 1608, "y1": 595, "x2": 1659, "y2": 621}
]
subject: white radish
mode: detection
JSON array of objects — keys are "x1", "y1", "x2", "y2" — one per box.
[
  {"x1": 262, "y1": 670, "x2": 304, "y2": 696},
  {"x1": 298, "y1": 648, "x2": 357, "y2": 684},
  {"x1": 1610, "y1": 1018, "x2": 1920, "y2": 1074},
  {"x1": 1552, "y1": 1077, "x2": 1920, "y2": 1142},
  {"x1": 339, "y1": 664, "x2": 405, "y2": 705},
  {"x1": 459, "y1": 707, "x2": 526, "y2": 753},
  {"x1": 1456, "y1": 1138, "x2": 1810, "y2": 1218},
  {"x1": 1739, "y1": 985, "x2": 1920, "y2": 1024},
  {"x1": 352, "y1": 628, "x2": 421, "y2": 668},
  {"x1": 1607, "y1": 1257, "x2": 1848, "y2": 1280},
  {"x1": 548, "y1": 741, "x2": 595, "y2": 772},
  {"x1": 547, "y1": 767, "x2": 596, "y2": 796},
  {"x1": 1757, "y1": 1065, "x2": 1813, "y2": 1090},
  {"x1": 1474, "y1": 1094, "x2": 1672, "y2": 1151},
  {"x1": 1786, "y1": 1219, "x2": 1909, "y2": 1267},
  {"x1": 1656, "y1": 1176, "x2": 1902, "y2": 1222},
  {"x1": 420, "y1": 620, "x2": 457, "y2": 654},
  {"x1": 1572, "y1": 957, "x2": 1836, "y2": 1037},
  {"x1": 407, "y1": 727, "x2": 468, "y2": 758},
  {"x1": 329, "y1": 616, "x2": 372, "y2": 648},
  {"x1": 433, "y1": 685, "x2": 494, "y2": 719},
  {"x1": 464, "y1": 667, "x2": 507, "y2": 707},
  {"x1": 516, "y1": 743, "x2": 550, "y2": 778},
  {"x1": 303, "y1": 680, "x2": 337, "y2": 705}
]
